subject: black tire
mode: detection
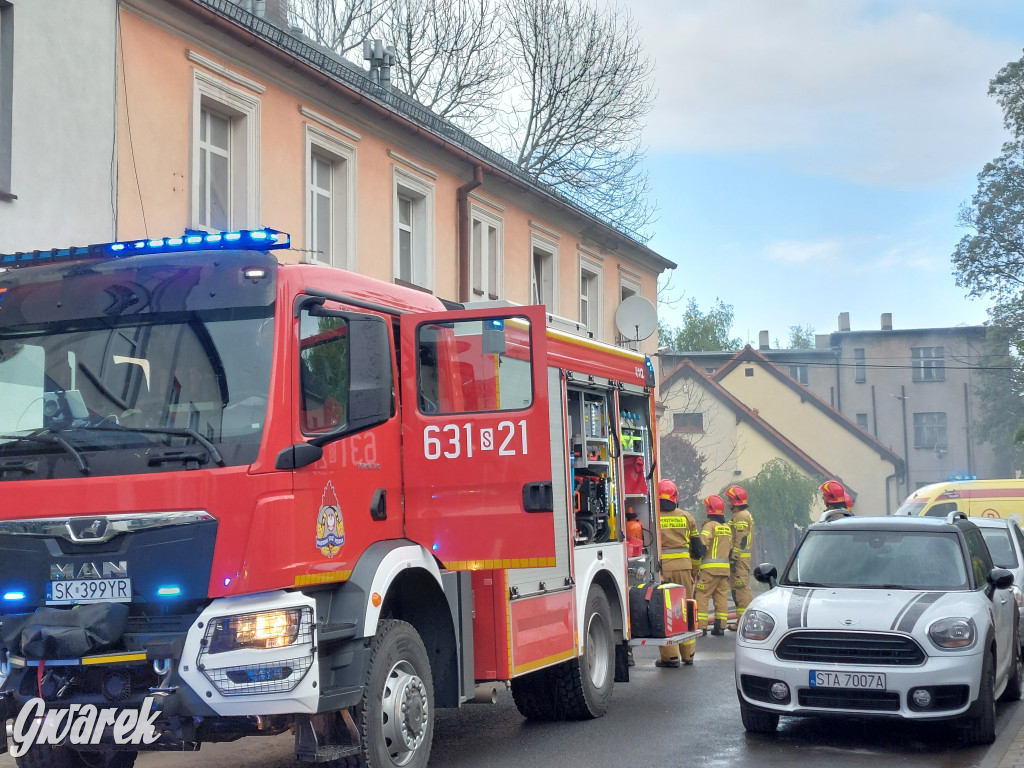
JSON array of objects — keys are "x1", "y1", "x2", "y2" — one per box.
[
  {"x1": 15, "y1": 746, "x2": 136, "y2": 768},
  {"x1": 355, "y1": 619, "x2": 434, "y2": 768},
  {"x1": 963, "y1": 652, "x2": 997, "y2": 745},
  {"x1": 1001, "y1": 623, "x2": 1023, "y2": 703},
  {"x1": 738, "y1": 697, "x2": 779, "y2": 734},
  {"x1": 551, "y1": 588, "x2": 615, "y2": 720},
  {"x1": 510, "y1": 667, "x2": 557, "y2": 721}
]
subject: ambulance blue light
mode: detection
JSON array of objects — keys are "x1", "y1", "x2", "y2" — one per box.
[
  {"x1": 3, "y1": 592, "x2": 25, "y2": 601},
  {"x1": 157, "y1": 586, "x2": 182, "y2": 597}
]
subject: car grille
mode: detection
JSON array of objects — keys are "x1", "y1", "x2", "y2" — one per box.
[
  {"x1": 798, "y1": 687, "x2": 901, "y2": 711},
  {"x1": 776, "y1": 631, "x2": 925, "y2": 665}
]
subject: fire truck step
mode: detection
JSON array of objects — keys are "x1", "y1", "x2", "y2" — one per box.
[{"x1": 297, "y1": 744, "x2": 361, "y2": 763}]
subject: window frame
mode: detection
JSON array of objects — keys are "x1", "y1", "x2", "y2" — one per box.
[
  {"x1": 470, "y1": 206, "x2": 502, "y2": 299},
  {"x1": 673, "y1": 412, "x2": 704, "y2": 434},
  {"x1": 304, "y1": 124, "x2": 356, "y2": 269},
  {"x1": 579, "y1": 256, "x2": 603, "y2": 339},
  {"x1": 392, "y1": 167, "x2": 434, "y2": 290},
  {"x1": 911, "y1": 346, "x2": 945, "y2": 383},
  {"x1": 530, "y1": 234, "x2": 558, "y2": 314},
  {"x1": 617, "y1": 277, "x2": 642, "y2": 349},
  {"x1": 191, "y1": 71, "x2": 260, "y2": 232},
  {"x1": 912, "y1": 411, "x2": 947, "y2": 450},
  {"x1": 788, "y1": 364, "x2": 808, "y2": 385},
  {"x1": 854, "y1": 347, "x2": 866, "y2": 383}
]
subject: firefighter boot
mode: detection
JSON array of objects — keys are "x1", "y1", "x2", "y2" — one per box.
[{"x1": 710, "y1": 619, "x2": 725, "y2": 636}]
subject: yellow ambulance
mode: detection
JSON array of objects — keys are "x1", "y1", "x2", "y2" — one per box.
[{"x1": 894, "y1": 479, "x2": 1024, "y2": 522}]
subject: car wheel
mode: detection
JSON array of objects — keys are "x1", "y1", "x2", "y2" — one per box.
[
  {"x1": 738, "y1": 696, "x2": 779, "y2": 734},
  {"x1": 1000, "y1": 623, "x2": 1023, "y2": 703},
  {"x1": 963, "y1": 652, "x2": 997, "y2": 745}
]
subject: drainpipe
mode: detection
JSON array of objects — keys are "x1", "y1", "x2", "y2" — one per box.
[{"x1": 457, "y1": 164, "x2": 483, "y2": 303}]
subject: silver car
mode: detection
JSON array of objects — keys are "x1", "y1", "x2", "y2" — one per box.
[{"x1": 972, "y1": 517, "x2": 1024, "y2": 645}]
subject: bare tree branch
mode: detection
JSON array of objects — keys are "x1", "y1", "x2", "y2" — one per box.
[{"x1": 287, "y1": 0, "x2": 383, "y2": 57}]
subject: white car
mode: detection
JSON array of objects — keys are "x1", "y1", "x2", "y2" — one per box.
[
  {"x1": 734, "y1": 511, "x2": 1021, "y2": 744},
  {"x1": 973, "y1": 516, "x2": 1024, "y2": 646}
]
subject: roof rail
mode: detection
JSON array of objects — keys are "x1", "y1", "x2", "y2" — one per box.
[
  {"x1": 820, "y1": 509, "x2": 855, "y2": 523},
  {"x1": 945, "y1": 510, "x2": 968, "y2": 524}
]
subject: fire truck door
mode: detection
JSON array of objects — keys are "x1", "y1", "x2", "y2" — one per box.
[{"x1": 400, "y1": 305, "x2": 555, "y2": 568}]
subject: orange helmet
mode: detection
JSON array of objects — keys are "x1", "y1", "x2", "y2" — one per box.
[
  {"x1": 844, "y1": 492, "x2": 854, "y2": 511},
  {"x1": 657, "y1": 479, "x2": 678, "y2": 505},
  {"x1": 703, "y1": 494, "x2": 726, "y2": 517},
  {"x1": 820, "y1": 480, "x2": 847, "y2": 506},
  {"x1": 724, "y1": 485, "x2": 747, "y2": 508}
]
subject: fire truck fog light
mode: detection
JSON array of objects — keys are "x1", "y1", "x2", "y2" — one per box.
[
  {"x1": 912, "y1": 688, "x2": 932, "y2": 708},
  {"x1": 770, "y1": 682, "x2": 789, "y2": 700},
  {"x1": 205, "y1": 606, "x2": 313, "y2": 653}
]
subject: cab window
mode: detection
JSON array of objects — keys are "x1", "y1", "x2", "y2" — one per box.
[{"x1": 299, "y1": 310, "x2": 349, "y2": 434}]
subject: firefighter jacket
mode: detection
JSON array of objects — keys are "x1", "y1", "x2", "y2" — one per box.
[
  {"x1": 729, "y1": 508, "x2": 754, "y2": 562},
  {"x1": 659, "y1": 506, "x2": 698, "y2": 566},
  {"x1": 699, "y1": 518, "x2": 733, "y2": 574}
]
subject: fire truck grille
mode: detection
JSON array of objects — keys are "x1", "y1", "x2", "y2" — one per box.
[
  {"x1": 776, "y1": 631, "x2": 925, "y2": 665},
  {"x1": 797, "y1": 687, "x2": 901, "y2": 711}
]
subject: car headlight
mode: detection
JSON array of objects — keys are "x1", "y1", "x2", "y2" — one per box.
[
  {"x1": 739, "y1": 609, "x2": 775, "y2": 641},
  {"x1": 206, "y1": 607, "x2": 312, "y2": 653},
  {"x1": 928, "y1": 617, "x2": 976, "y2": 649}
]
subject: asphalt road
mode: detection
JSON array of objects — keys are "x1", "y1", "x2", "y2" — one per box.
[{"x1": 0, "y1": 634, "x2": 1017, "y2": 768}]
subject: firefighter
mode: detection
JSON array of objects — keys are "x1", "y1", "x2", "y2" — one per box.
[
  {"x1": 695, "y1": 494, "x2": 732, "y2": 636},
  {"x1": 655, "y1": 479, "x2": 701, "y2": 667},
  {"x1": 725, "y1": 484, "x2": 754, "y2": 629},
  {"x1": 821, "y1": 479, "x2": 849, "y2": 514}
]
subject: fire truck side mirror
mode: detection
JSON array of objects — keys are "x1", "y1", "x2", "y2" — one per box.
[{"x1": 346, "y1": 314, "x2": 393, "y2": 432}]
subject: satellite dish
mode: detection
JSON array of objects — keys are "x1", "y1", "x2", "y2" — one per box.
[{"x1": 615, "y1": 295, "x2": 658, "y2": 342}]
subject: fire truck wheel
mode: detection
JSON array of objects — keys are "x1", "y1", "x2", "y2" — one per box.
[
  {"x1": 14, "y1": 746, "x2": 137, "y2": 768},
  {"x1": 510, "y1": 668, "x2": 557, "y2": 721},
  {"x1": 357, "y1": 619, "x2": 434, "y2": 768},
  {"x1": 553, "y1": 588, "x2": 615, "y2": 719}
]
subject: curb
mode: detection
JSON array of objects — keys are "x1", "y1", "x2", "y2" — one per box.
[{"x1": 981, "y1": 701, "x2": 1024, "y2": 768}]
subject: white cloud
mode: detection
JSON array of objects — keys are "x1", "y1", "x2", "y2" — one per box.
[
  {"x1": 623, "y1": 0, "x2": 1018, "y2": 185},
  {"x1": 766, "y1": 239, "x2": 842, "y2": 264}
]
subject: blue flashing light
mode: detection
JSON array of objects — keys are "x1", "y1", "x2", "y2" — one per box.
[
  {"x1": 3, "y1": 592, "x2": 26, "y2": 601},
  {"x1": 1, "y1": 228, "x2": 291, "y2": 269},
  {"x1": 223, "y1": 577, "x2": 232, "y2": 587},
  {"x1": 156, "y1": 586, "x2": 182, "y2": 597},
  {"x1": 432, "y1": 542, "x2": 440, "y2": 551}
]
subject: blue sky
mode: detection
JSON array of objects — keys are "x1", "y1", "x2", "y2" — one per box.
[{"x1": 625, "y1": 0, "x2": 1024, "y2": 345}]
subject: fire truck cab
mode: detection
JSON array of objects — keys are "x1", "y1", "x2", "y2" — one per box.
[{"x1": 0, "y1": 231, "x2": 692, "y2": 768}]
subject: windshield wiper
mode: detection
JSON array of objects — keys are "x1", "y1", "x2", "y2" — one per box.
[
  {"x1": 76, "y1": 425, "x2": 226, "y2": 467},
  {"x1": 786, "y1": 581, "x2": 828, "y2": 587},
  {"x1": 0, "y1": 433, "x2": 90, "y2": 475}
]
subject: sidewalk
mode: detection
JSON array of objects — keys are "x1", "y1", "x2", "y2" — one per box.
[{"x1": 982, "y1": 701, "x2": 1024, "y2": 768}]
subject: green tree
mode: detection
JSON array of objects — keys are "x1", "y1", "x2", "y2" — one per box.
[
  {"x1": 952, "y1": 50, "x2": 1024, "y2": 467},
  {"x1": 733, "y1": 459, "x2": 820, "y2": 568},
  {"x1": 658, "y1": 298, "x2": 742, "y2": 351},
  {"x1": 658, "y1": 433, "x2": 708, "y2": 510},
  {"x1": 787, "y1": 324, "x2": 815, "y2": 349}
]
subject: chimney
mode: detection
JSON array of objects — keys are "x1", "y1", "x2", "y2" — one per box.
[
  {"x1": 260, "y1": 0, "x2": 289, "y2": 27},
  {"x1": 364, "y1": 40, "x2": 397, "y2": 89},
  {"x1": 838, "y1": 312, "x2": 850, "y2": 332},
  {"x1": 881, "y1": 313, "x2": 892, "y2": 331},
  {"x1": 758, "y1": 330, "x2": 769, "y2": 350}
]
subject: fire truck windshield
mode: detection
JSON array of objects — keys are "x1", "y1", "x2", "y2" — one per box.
[{"x1": 0, "y1": 252, "x2": 277, "y2": 478}]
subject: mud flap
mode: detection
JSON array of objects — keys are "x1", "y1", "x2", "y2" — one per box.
[{"x1": 614, "y1": 642, "x2": 630, "y2": 683}]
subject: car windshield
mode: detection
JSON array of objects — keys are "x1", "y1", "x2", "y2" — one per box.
[
  {"x1": 979, "y1": 526, "x2": 1019, "y2": 569},
  {"x1": 783, "y1": 529, "x2": 969, "y2": 590}
]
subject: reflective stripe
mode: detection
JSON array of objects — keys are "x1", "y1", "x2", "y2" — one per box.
[{"x1": 664, "y1": 552, "x2": 690, "y2": 560}]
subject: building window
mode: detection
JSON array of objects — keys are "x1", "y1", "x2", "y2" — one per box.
[
  {"x1": 0, "y1": 0, "x2": 12, "y2": 199},
  {"x1": 191, "y1": 72, "x2": 260, "y2": 231},
  {"x1": 579, "y1": 258, "x2": 602, "y2": 338},
  {"x1": 789, "y1": 364, "x2": 808, "y2": 385},
  {"x1": 393, "y1": 168, "x2": 434, "y2": 290},
  {"x1": 471, "y1": 207, "x2": 502, "y2": 299},
  {"x1": 855, "y1": 413, "x2": 869, "y2": 430},
  {"x1": 912, "y1": 346, "x2": 945, "y2": 382},
  {"x1": 854, "y1": 348, "x2": 866, "y2": 383},
  {"x1": 744, "y1": 368, "x2": 754, "y2": 377},
  {"x1": 305, "y1": 125, "x2": 355, "y2": 269},
  {"x1": 673, "y1": 412, "x2": 704, "y2": 433},
  {"x1": 913, "y1": 411, "x2": 947, "y2": 449},
  {"x1": 531, "y1": 235, "x2": 557, "y2": 313},
  {"x1": 618, "y1": 277, "x2": 642, "y2": 349}
]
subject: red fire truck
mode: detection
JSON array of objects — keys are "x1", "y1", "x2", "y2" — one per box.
[{"x1": 0, "y1": 230, "x2": 695, "y2": 768}]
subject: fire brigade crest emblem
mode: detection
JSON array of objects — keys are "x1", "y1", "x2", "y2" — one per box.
[{"x1": 315, "y1": 482, "x2": 345, "y2": 558}]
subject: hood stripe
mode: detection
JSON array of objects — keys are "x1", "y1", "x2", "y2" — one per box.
[
  {"x1": 788, "y1": 588, "x2": 813, "y2": 629},
  {"x1": 894, "y1": 592, "x2": 944, "y2": 634},
  {"x1": 890, "y1": 593, "x2": 925, "y2": 631}
]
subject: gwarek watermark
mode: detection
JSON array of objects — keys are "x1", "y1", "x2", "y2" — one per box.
[{"x1": 9, "y1": 697, "x2": 160, "y2": 757}]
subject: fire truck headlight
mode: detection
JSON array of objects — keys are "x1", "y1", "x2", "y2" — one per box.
[
  {"x1": 738, "y1": 610, "x2": 775, "y2": 642},
  {"x1": 206, "y1": 607, "x2": 313, "y2": 653}
]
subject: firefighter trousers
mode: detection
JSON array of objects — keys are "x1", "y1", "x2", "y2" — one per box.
[
  {"x1": 732, "y1": 558, "x2": 752, "y2": 618},
  {"x1": 695, "y1": 569, "x2": 730, "y2": 629},
  {"x1": 659, "y1": 562, "x2": 695, "y2": 663}
]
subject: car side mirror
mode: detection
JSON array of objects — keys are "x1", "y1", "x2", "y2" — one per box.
[
  {"x1": 753, "y1": 563, "x2": 777, "y2": 589},
  {"x1": 989, "y1": 567, "x2": 1014, "y2": 591}
]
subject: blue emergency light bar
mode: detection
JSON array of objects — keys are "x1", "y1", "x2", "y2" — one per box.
[{"x1": 0, "y1": 228, "x2": 290, "y2": 269}]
